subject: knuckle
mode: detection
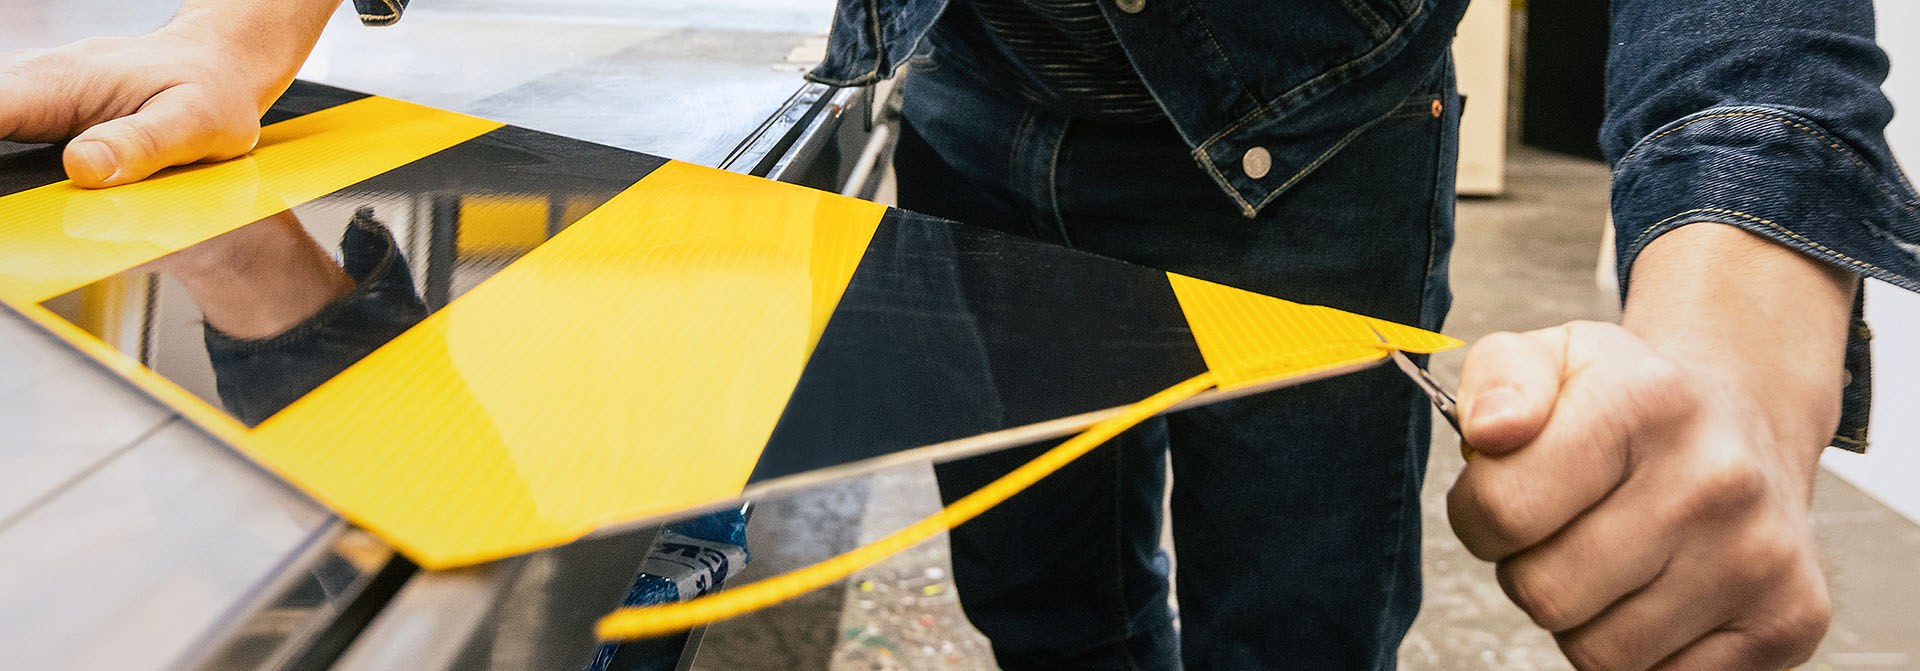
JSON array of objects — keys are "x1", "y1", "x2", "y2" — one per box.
[
  {"x1": 1618, "y1": 355, "x2": 1696, "y2": 423},
  {"x1": 1558, "y1": 632, "x2": 1625, "y2": 671},
  {"x1": 1481, "y1": 486, "x2": 1538, "y2": 540},
  {"x1": 171, "y1": 92, "x2": 222, "y2": 126},
  {"x1": 1723, "y1": 545, "x2": 1780, "y2": 586},
  {"x1": 1726, "y1": 576, "x2": 1830, "y2": 666},
  {"x1": 1462, "y1": 331, "x2": 1536, "y2": 388},
  {"x1": 112, "y1": 118, "x2": 166, "y2": 163},
  {"x1": 1629, "y1": 354, "x2": 1688, "y2": 397},
  {"x1": 1763, "y1": 595, "x2": 1833, "y2": 659},
  {"x1": 1471, "y1": 330, "x2": 1528, "y2": 356},
  {"x1": 1728, "y1": 622, "x2": 1821, "y2": 669},
  {"x1": 1562, "y1": 319, "x2": 1615, "y2": 336},
  {"x1": 1452, "y1": 479, "x2": 1536, "y2": 557},
  {"x1": 215, "y1": 117, "x2": 262, "y2": 158},
  {"x1": 183, "y1": 91, "x2": 261, "y2": 157},
  {"x1": 1717, "y1": 630, "x2": 1773, "y2": 668},
  {"x1": 1502, "y1": 564, "x2": 1577, "y2": 631},
  {"x1": 1675, "y1": 460, "x2": 1765, "y2": 523}
]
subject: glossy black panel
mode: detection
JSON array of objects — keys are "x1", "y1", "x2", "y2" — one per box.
[
  {"x1": 36, "y1": 82, "x2": 668, "y2": 425},
  {"x1": 0, "y1": 141, "x2": 63, "y2": 198},
  {"x1": 748, "y1": 210, "x2": 1208, "y2": 484},
  {"x1": 22, "y1": 80, "x2": 1214, "y2": 492},
  {"x1": 339, "y1": 124, "x2": 667, "y2": 200},
  {"x1": 260, "y1": 80, "x2": 374, "y2": 126}
]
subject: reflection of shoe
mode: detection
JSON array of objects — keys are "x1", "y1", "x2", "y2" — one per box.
[
  {"x1": 204, "y1": 207, "x2": 430, "y2": 426},
  {"x1": 588, "y1": 509, "x2": 752, "y2": 671},
  {"x1": 339, "y1": 207, "x2": 430, "y2": 327}
]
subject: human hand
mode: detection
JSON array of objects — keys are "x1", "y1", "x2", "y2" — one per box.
[
  {"x1": 1448, "y1": 319, "x2": 1835, "y2": 670},
  {"x1": 0, "y1": 2, "x2": 338, "y2": 187}
]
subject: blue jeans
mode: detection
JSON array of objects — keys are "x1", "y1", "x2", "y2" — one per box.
[{"x1": 895, "y1": 28, "x2": 1458, "y2": 671}]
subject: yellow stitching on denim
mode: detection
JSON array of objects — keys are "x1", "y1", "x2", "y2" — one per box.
[
  {"x1": 806, "y1": 2, "x2": 885, "y2": 87},
  {"x1": 1245, "y1": 117, "x2": 1387, "y2": 213},
  {"x1": 1196, "y1": 0, "x2": 1426, "y2": 154},
  {"x1": 866, "y1": 0, "x2": 884, "y2": 81},
  {"x1": 1191, "y1": 151, "x2": 1258, "y2": 217},
  {"x1": 1338, "y1": 0, "x2": 1390, "y2": 38},
  {"x1": 1618, "y1": 112, "x2": 1917, "y2": 213},
  {"x1": 1631, "y1": 208, "x2": 1893, "y2": 279},
  {"x1": 806, "y1": 67, "x2": 882, "y2": 87},
  {"x1": 1833, "y1": 433, "x2": 1869, "y2": 449},
  {"x1": 1180, "y1": 6, "x2": 1255, "y2": 89},
  {"x1": 1194, "y1": 27, "x2": 1249, "y2": 84},
  {"x1": 1384, "y1": 97, "x2": 1443, "y2": 119},
  {"x1": 1623, "y1": 113, "x2": 1862, "y2": 170},
  {"x1": 358, "y1": 0, "x2": 400, "y2": 22},
  {"x1": 1198, "y1": 93, "x2": 1436, "y2": 218}
]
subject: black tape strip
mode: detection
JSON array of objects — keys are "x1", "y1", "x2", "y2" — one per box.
[{"x1": 747, "y1": 210, "x2": 1208, "y2": 484}]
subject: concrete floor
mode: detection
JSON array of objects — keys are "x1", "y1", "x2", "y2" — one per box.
[{"x1": 690, "y1": 147, "x2": 1920, "y2": 670}]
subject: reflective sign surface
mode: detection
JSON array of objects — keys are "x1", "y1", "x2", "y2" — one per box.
[{"x1": 1, "y1": 82, "x2": 1458, "y2": 568}]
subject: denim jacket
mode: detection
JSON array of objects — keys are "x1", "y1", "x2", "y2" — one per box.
[{"x1": 356, "y1": 0, "x2": 1912, "y2": 447}]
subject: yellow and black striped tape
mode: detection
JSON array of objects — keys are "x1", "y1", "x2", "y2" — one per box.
[{"x1": 0, "y1": 83, "x2": 1460, "y2": 570}]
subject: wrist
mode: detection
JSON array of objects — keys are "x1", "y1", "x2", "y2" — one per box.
[
  {"x1": 1621, "y1": 223, "x2": 1853, "y2": 456},
  {"x1": 149, "y1": 17, "x2": 282, "y2": 102},
  {"x1": 160, "y1": 0, "x2": 343, "y2": 110}
]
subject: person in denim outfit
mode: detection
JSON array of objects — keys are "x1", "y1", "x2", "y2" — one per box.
[{"x1": 4, "y1": 0, "x2": 1914, "y2": 668}]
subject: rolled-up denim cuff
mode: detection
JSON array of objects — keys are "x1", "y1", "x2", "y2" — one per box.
[
  {"x1": 1833, "y1": 289, "x2": 1871, "y2": 452},
  {"x1": 1610, "y1": 105, "x2": 1920, "y2": 452},
  {"x1": 352, "y1": 0, "x2": 408, "y2": 26},
  {"x1": 1612, "y1": 105, "x2": 1920, "y2": 292}
]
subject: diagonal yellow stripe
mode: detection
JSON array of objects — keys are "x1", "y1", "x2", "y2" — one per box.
[
  {"x1": 246, "y1": 161, "x2": 887, "y2": 569},
  {"x1": 0, "y1": 97, "x2": 503, "y2": 304},
  {"x1": 1166, "y1": 272, "x2": 1462, "y2": 391}
]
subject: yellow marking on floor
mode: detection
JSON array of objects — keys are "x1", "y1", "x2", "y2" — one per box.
[
  {"x1": 247, "y1": 161, "x2": 887, "y2": 568},
  {"x1": 1167, "y1": 272, "x2": 1462, "y2": 391},
  {"x1": 0, "y1": 97, "x2": 503, "y2": 304}
]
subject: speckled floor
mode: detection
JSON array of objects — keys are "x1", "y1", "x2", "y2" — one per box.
[{"x1": 689, "y1": 147, "x2": 1920, "y2": 670}]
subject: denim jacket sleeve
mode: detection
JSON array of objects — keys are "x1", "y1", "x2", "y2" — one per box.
[
  {"x1": 353, "y1": 0, "x2": 409, "y2": 26},
  {"x1": 1604, "y1": 0, "x2": 1919, "y2": 452}
]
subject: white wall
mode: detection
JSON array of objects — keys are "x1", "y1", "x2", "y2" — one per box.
[
  {"x1": 1452, "y1": 0, "x2": 1508, "y2": 195},
  {"x1": 1819, "y1": 3, "x2": 1920, "y2": 522}
]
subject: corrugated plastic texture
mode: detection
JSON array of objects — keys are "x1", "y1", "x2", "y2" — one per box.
[
  {"x1": 1166, "y1": 272, "x2": 1463, "y2": 391},
  {"x1": 0, "y1": 97, "x2": 502, "y2": 304},
  {"x1": 246, "y1": 161, "x2": 886, "y2": 568}
]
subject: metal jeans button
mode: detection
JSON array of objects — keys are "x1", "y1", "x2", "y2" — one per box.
[
  {"x1": 1116, "y1": 0, "x2": 1146, "y2": 14},
  {"x1": 1242, "y1": 146, "x2": 1272, "y2": 179}
]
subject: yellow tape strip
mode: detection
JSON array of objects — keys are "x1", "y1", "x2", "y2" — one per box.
[
  {"x1": 0, "y1": 97, "x2": 503, "y2": 304},
  {"x1": 247, "y1": 161, "x2": 887, "y2": 569},
  {"x1": 1166, "y1": 272, "x2": 1461, "y2": 390},
  {"x1": 593, "y1": 275, "x2": 1465, "y2": 640},
  {"x1": 596, "y1": 372, "x2": 1221, "y2": 641}
]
